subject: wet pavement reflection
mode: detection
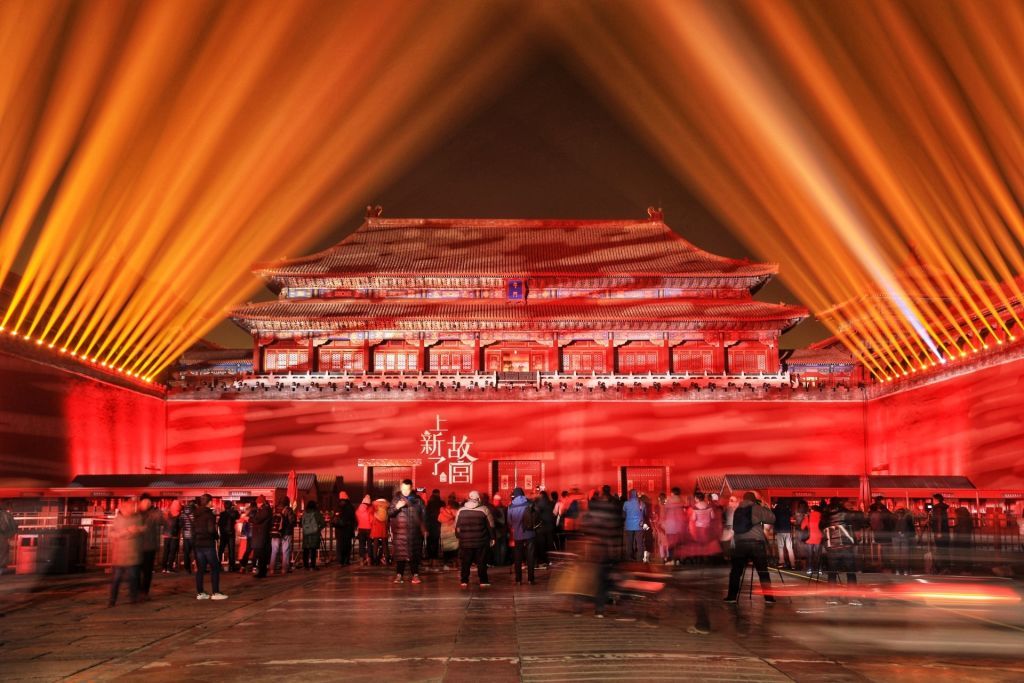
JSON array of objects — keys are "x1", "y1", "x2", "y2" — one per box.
[{"x1": 0, "y1": 563, "x2": 1022, "y2": 681}]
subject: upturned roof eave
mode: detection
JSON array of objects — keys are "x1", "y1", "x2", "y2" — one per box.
[{"x1": 253, "y1": 267, "x2": 779, "y2": 280}]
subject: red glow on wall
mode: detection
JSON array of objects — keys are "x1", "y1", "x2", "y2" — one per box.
[
  {"x1": 868, "y1": 356, "x2": 1024, "y2": 489},
  {"x1": 0, "y1": 349, "x2": 164, "y2": 485},
  {"x1": 66, "y1": 381, "x2": 165, "y2": 477},
  {"x1": 166, "y1": 399, "x2": 867, "y2": 494}
]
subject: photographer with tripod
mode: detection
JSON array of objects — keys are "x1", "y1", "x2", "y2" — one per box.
[
  {"x1": 822, "y1": 498, "x2": 862, "y2": 606},
  {"x1": 723, "y1": 492, "x2": 776, "y2": 605}
]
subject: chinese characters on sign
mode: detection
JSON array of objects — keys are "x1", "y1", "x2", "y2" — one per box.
[
  {"x1": 420, "y1": 415, "x2": 477, "y2": 484},
  {"x1": 506, "y1": 278, "x2": 525, "y2": 300}
]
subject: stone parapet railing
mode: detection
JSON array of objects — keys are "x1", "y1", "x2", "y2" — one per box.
[{"x1": 167, "y1": 369, "x2": 865, "y2": 402}]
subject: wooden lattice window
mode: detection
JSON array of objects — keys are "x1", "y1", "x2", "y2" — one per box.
[
  {"x1": 319, "y1": 348, "x2": 365, "y2": 372},
  {"x1": 618, "y1": 343, "x2": 661, "y2": 373},
  {"x1": 429, "y1": 343, "x2": 473, "y2": 372},
  {"x1": 562, "y1": 346, "x2": 607, "y2": 373},
  {"x1": 728, "y1": 341, "x2": 769, "y2": 374},
  {"x1": 673, "y1": 344, "x2": 715, "y2": 373},
  {"x1": 374, "y1": 343, "x2": 419, "y2": 372},
  {"x1": 264, "y1": 345, "x2": 309, "y2": 372}
]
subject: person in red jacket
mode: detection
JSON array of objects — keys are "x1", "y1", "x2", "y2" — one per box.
[
  {"x1": 355, "y1": 495, "x2": 374, "y2": 566},
  {"x1": 802, "y1": 503, "x2": 824, "y2": 575},
  {"x1": 370, "y1": 498, "x2": 390, "y2": 566}
]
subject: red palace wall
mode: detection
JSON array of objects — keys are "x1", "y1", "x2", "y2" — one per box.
[
  {"x1": 866, "y1": 356, "x2": 1024, "y2": 489},
  {"x1": 165, "y1": 400, "x2": 867, "y2": 496},
  {"x1": 4, "y1": 348, "x2": 1023, "y2": 494},
  {"x1": 0, "y1": 349, "x2": 166, "y2": 487}
]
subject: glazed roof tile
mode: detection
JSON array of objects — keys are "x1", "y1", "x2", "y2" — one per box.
[
  {"x1": 869, "y1": 475, "x2": 975, "y2": 490},
  {"x1": 723, "y1": 474, "x2": 860, "y2": 490},
  {"x1": 231, "y1": 298, "x2": 807, "y2": 331},
  {"x1": 255, "y1": 218, "x2": 777, "y2": 279}
]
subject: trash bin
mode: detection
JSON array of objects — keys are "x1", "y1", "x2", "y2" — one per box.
[
  {"x1": 16, "y1": 534, "x2": 38, "y2": 574},
  {"x1": 38, "y1": 528, "x2": 88, "y2": 574}
]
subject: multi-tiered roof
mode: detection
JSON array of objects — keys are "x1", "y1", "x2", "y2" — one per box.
[{"x1": 232, "y1": 213, "x2": 807, "y2": 335}]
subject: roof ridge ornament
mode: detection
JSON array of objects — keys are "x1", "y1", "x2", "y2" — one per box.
[
  {"x1": 647, "y1": 206, "x2": 664, "y2": 221},
  {"x1": 366, "y1": 204, "x2": 383, "y2": 218}
]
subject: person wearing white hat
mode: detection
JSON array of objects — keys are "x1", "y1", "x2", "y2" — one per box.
[{"x1": 455, "y1": 491, "x2": 495, "y2": 588}]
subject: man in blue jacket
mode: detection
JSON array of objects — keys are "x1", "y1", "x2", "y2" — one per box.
[
  {"x1": 507, "y1": 487, "x2": 536, "y2": 585},
  {"x1": 622, "y1": 489, "x2": 646, "y2": 561}
]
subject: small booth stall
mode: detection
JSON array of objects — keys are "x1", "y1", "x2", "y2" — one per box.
[
  {"x1": 715, "y1": 474, "x2": 860, "y2": 506},
  {"x1": 868, "y1": 475, "x2": 977, "y2": 512}
]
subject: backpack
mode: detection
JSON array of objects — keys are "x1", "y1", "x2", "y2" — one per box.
[
  {"x1": 302, "y1": 511, "x2": 321, "y2": 535},
  {"x1": 732, "y1": 505, "x2": 754, "y2": 535},
  {"x1": 521, "y1": 502, "x2": 540, "y2": 531},
  {"x1": 825, "y1": 523, "x2": 856, "y2": 550},
  {"x1": 564, "y1": 499, "x2": 580, "y2": 519}
]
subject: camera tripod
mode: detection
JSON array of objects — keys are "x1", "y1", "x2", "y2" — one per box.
[{"x1": 739, "y1": 542, "x2": 786, "y2": 601}]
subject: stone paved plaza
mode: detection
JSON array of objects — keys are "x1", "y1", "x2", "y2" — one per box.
[{"x1": 1, "y1": 563, "x2": 1023, "y2": 682}]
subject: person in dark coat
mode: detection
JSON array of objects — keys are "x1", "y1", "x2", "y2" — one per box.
[
  {"x1": 425, "y1": 489, "x2": 444, "y2": 569},
  {"x1": 108, "y1": 499, "x2": 143, "y2": 607},
  {"x1": 180, "y1": 497, "x2": 197, "y2": 574},
  {"x1": 455, "y1": 491, "x2": 495, "y2": 587},
  {"x1": 193, "y1": 494, "x2": 227, "y2": 600},
  {"x1": 725, "y1": 492, "x2": 776, "y2": 604},
  {"x1": 507, "y1": 487, "x2": 537, "y2": 585},
  {"x1": 574, "y1": 489, "x2": 622, "y2": 617},
  {"x1": 389, "y1": 479, "x2": 426, "y2": 584},
  {"x1": 161, "y1": 500, "x2": 181, "y2": 573},
  {"x1": 218, "y1": 500, "x2": 240, "y2": 572},
  {"x1": 249, "y1": 495, "x2": 273, "y2": 578},
  {"x1": 490, "y1": 493, "x2": 509, "y2": 566},
  {"x1": 332, "y1": 492, "x2": 357, "y2": 565},
  {"x1": 822, "y1": 498, "x2": 860, "y2": 606},
  {"x1": 929, "y1": 494, "x2": 951, "y2": 573},
  {"x1": 534, "y1": 490, "x2": 556, "y2": 567},
  {"x1": 136, "y1": 493, "x2": 164, "y2": 598}
]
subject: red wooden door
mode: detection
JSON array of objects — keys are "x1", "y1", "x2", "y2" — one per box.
[
  {"x1": 369, "y1": 466, "x2": 415, "y2": 499},
  {"x1": 622, "y1": 466, "x2": 667, "y2": 497},
  {"x1": 495, "y1": 460, "x2": 543, "y2": 498}
]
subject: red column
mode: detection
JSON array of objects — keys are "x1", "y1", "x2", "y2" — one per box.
[
  {"x1": 418, "y1": 338, "x2": 426, "y2": 372},
  {"x1": 307, "y1": 338, "x2": 316, "y2": 372},
  {"x1": 662, "y1": 338, "x2": 671, "y2": 374},
  {"x1": 473, "y1": 337, "x2": 481, "y2": 372},
  {"x1": 606, "y1": 341, "x2": 615, "y2": 374},
  {"x1": 767, "y1": 337, "x2": 780, "y2": 373},
  {"x1": 252, "y1": 335, "x2": 262, "y2": 375},
  {"x1": 363, "y1": 338, "x2": 371, "y2": 372}
]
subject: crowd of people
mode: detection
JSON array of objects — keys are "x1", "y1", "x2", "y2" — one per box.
[
  {"x1": 4, "y1": 482, "x2": 1012, "y2": 614},
  {"x1": 106, "y1": 491, "x2": 330, "y2": 605}
]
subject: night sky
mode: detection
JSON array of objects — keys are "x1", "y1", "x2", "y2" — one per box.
[{"x1": 206, "y1": 52, "x2": 827, "y2": 350}]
